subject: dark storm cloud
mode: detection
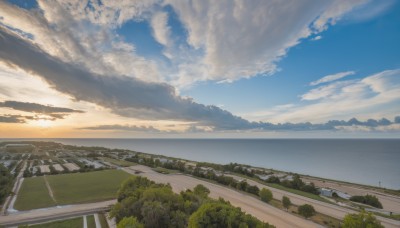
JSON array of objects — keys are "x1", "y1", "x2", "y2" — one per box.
[
  {"x1": 0, "y1": 27, "x2": 252, "y2": 130},
  {"x1": 0, "y1": 115, "x2": 26, "y2": 123},
  {"x1": 0, "y1": 100, "x2": 83, "y2": 114}
]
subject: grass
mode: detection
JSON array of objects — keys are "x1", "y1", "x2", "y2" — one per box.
[
  {"x1": 46, "y1": 170, "x2": 132, "y2": 204},
  {"x1": 269, "y1": 198, "x2": 341, "y2": 227},
  {"x1": 98, "y1": 213, "x2": 109, "y2": 228},
  {"x1": 87, "y1": 215, "x2": 96, "y2": 228},
  {"x1": 265, "y1": 183, "x2": 332, "y2": 204},
  {"x1": 14, "y1": 176, "x2": 56, "y2": 210},
  {"x1": 100, "y1": 157, "x2": 136, "y2": 167},
  {"x1": 152, "y1": 167, "x2": 179, "y2": 174},
  {"x1": 20, "y1": 217, "x2": 83, "y2": 228},
  {"x1": 231, "y1": 172, "x2": 332, "y2": 204}
]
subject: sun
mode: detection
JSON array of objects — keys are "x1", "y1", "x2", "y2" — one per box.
[{"x1": 35, "y1": 119, "x2": 52, "y2": 128}]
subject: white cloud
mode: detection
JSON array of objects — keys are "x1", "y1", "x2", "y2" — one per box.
[
  {"x1": 310, "y1": 71, "x2": 355, "y2": 86},
  {"x1": 244, "y1": 69, "x2": 400, "y2": 123},
  {"x1": 311, "y1": 35, "x2": 322, "y2": 41},
  {"x1": 151, "y1": 11, "x2": 171, "y2": 47},
  {"x1": 164, "y1": 0, "x2": 370, "y2": 85}
]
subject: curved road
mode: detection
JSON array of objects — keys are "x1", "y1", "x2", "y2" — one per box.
[{"x1": 124, "y1": 166, "x2": 322, "y2": 228}]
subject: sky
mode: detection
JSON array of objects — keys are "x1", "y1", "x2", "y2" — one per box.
[{"x1": 0, "y1": 0, "x2": 399, "y2": 138}]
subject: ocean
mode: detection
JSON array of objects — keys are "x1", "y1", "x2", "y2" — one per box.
[{"x1": 2, "y1": 138, "x2": 399, "y2": 189}]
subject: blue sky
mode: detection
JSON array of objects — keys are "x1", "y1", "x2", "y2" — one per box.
[{"x1": 0, "y1": 0, "x2": 399, "y2": 137}]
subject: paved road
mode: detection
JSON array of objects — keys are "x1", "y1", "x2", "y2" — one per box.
[
  {"x1": 124, "y1": 165, "x2": 322, "y2": 228},
  {"x1": 0, "y1": 200, "x2": 115, "y2": 227}
]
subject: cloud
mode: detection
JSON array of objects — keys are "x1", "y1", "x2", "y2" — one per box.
[
  {"x1": 0, "y1": 27, "x2": 253, "y2": 130},
  {"x1": 80, "y1": 116, "x2": 400, "y2": 133},
  {"x1": 246, "y1": 69, "x2": 400, "y2": 123},
  {"x1": 310, "y1": 71, "x2": 355, "y2": 86},
  {"x1": 0, "y1": 115, "x2": 26, "y2": 123},
  {"x1": 79, "y1": 124, "x2": 163, "y2": 133},
  {"x1": 0, "y1": 0, "x2": 375, "y2": 89},
  {"x1": 0, "y1": 100, "x2": 83, "y2": 115},
  {"x1": 163, "y1": 0, "x2": 370, "y2": 85}
]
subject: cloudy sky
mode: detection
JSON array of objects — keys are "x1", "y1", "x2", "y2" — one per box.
[{"x1": 0, "y1": 0, "x2": 399, "y2": 138}]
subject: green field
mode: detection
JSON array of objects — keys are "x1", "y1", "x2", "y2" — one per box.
[
  {"x1": 100, "y1": 157, "x2": 135, "y2": 167},
  {"x1": 20, "y1": 217, "x2": 83, "y2": 228},
  {"x1": 46, "y1": 170, "x2": 132, "y2": 204},
  {"x1": 15, "y1": 170, "x2": 132, "y2": 210},
  {"x1": 87, "y1": 215, "x2": 96, "y2": 228},
  {"x1": 14, "y1": 176, "x2": 56, "y2": 210}
]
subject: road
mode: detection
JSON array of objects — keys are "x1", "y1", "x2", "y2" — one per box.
[
  {"x1": 124, "y1": 165, "x2": 322, "y2": 228},
  {"x1": 0, "y1": 200, "x2": 115, "y2": 227},
  {"x1": 225, "y1": 173, "x2": 400, "y2": 228},
  {"x1": 1, "y1": 160, "x2": 26, "y2": 215},
  {"x1": 302, "y1": 176, "x2": 400, "y2": 214}
]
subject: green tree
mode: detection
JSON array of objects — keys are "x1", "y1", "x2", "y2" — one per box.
[
  {"x1": 342, "y1": 210, "x2": 383, "y2": 228},
  {"x1": 298, "y1": 204, "x2": 316, "y2": 219},
  {"x1": 349, "y1": 195, "x2": 383, "y2": 209},
  {"x1": 259, "y1": 188, "x2": 273, "y2": 203},
  {"x1": 117, "y1": 217, "x2": 144, "y2": 228},
  {"x1": 282, "y1": 196, "x2": 291, "y2": 211},
  {"x1": 193, "y1": 184, "x2": 210, "y2": 198},
  {"x1": 188, "y1": 201, "x2": 273, "y2": 228}
]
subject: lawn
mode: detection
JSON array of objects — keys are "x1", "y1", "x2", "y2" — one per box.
[
  {"x1": 152, "y1": 167, "x2": 180, "y2": 174},
  {"x1": 46, "y1": 170, "x2": 132, "y2": 204},
  {"x1": 14, "y1": 177, "x2": 56, "y2": 211},
  {"x1": 20, "y1": 217, "x2": 83, "y2": 228},
  {"x1": 87, "y1": 215, "x2": 96, "y2": 228},
  {"x1": 100, "y1": 157, "x2": 136, "y2": 167},
  {"x1": 98, "y1": 213, "x2": 109, "y2": 228}
]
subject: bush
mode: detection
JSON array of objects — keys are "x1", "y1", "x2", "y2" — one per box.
[
  {"x1": 282, "y1": 196, "x2": 291, "y2": 210},
  {"x1": 259, "y1": 188, "x2": 273, "y2": 203},
  {"x1": 350, "y1": 195, "x2": 383, "y2": 209},
  {"x1": 342, "y1": 210, "x2": 383, "y2": 228},
  {"x1": 298, "y1": 204, "x2": 316, "y2": 219}
]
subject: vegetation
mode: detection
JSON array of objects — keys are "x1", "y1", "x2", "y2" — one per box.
[
  {"x1": 259, "y1": 188, "x2": 273, "y2": 203},
  {"x1": 298, "y1": 204, "x2": 316, "y2": 219},
  {"x1": 20, "y1": 216, "x2": 83, "y2": 228},
  {"x1": 98, "y1": 213, "x2": 110, "y2": 228},
  {"x1": 342, "y1": 210, "x2": 384, "y2": 228},
  {"x1": 0, "y1": 164, "x2": 13, "y2": 204},
  {"x1": 87, "y1": 215, "x2": 96, "y2": 228},
  {"x1": 14, "y1": 177, "x2": 56, "y2": 210},
  {"x1": 282, "y1": 196, "x2": 291, "y2": 211},
  {"x1": 111, "y1": 176, "x2": 274, "y2": 228},
  {"x1": 188, "y1": 201, "x2": 273, "y2": 228},
  {"x1": 47, "y1": 169, "x2": 131, "y2": 205},
  {"x1": 349, "y1": 195, "x2": 383, "y2": 209},
  {"x1": 117, "y1": 217, "x2": 144, "y2": 228},
  {"x1": 101, "y1": 157, "x2": 136, "y2": 167}
]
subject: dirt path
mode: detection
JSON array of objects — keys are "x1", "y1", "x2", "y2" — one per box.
[{"x1": 43, "y1": 175, "x2": 57, "y2": 204}]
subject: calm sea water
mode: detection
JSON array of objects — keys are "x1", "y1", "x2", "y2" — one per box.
[{"x1": 2, "y1": 138, "x2": 399, "y2": 189}]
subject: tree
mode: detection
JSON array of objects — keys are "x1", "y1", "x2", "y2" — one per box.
[
  {"x1": 259, "y1": 188, "x2": 273, "y2": 203},
  {"x1": 298, "y1": 204, "x2": 316, "y2": 219},
  {"x1": 188, "y1": 202, "x2": 273, "y2": 228},
  {"x1": 342, "y1": 210, "x2": 383, "y2": 228},
  {"x1": 117, "y1": 217, "x2": 144, "y2": 228},
  {"x1": 349, "y1": 195, "x2": 383, "y2": 209},
  {"x1": 193, "y1": 184, "x2": 210, "y2": 198},
  {"x1": 282, "y1": 196, "x2": 291, "y2": 211}
]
